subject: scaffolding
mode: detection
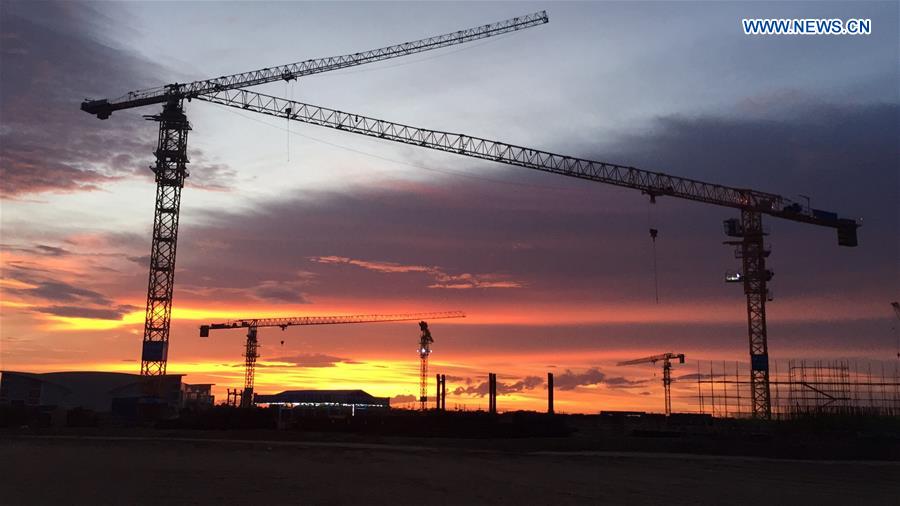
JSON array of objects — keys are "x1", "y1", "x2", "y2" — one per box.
[{"x1": 694, "y1": 359, "x2": 900, "y2": 418}]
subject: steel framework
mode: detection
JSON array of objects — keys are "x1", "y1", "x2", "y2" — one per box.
[
  {"x1": 198, "y1": 89, "x2": 858, "y2": 418},
  {"x1": 618, "y1": 353, "x2": 685, "y2": 415},
  {"x1": 139, "y1": 101, "x2": 190, "y2": 376},
  {"x1": 81, "y1": 12, "x2": 548, "y2": 119},
  {"x1": 725, "y1": 211, "x2": 773, "y2": 417},
  {"x1": 201, "y1": 311, "x2": 464, "y2": 333},
  {"x1": 82, "y1": 12, "x2": 545, "y2": 378},
  {"x1": 80, "y1": 11, "x2": 859, "y2": 419},
  {"x1": 198, "y1": 90, "x2": 859, "y2": 231},
  {"x1": 419, "y1": 321, "x2": 434, "y2": 410},
  {"x1": 201, "y1": 312, "x2": 464, "y2": 406},
  {"x1": 697, "y1": 359, "x2": 900, "y2": 418},
  {"x1": 242, "y1": 327, "x2": 259, "y2": 407}
]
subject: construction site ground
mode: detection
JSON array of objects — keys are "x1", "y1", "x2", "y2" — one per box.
[{"x1": 2, "y1": 428, "x2": 898, "y2": 505}]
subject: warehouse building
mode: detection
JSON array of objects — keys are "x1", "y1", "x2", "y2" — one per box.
[{"x1": 0, "y1": 371, "x2": 212, "y2": 413}]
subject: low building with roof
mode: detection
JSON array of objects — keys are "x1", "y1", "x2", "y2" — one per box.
[
  {"x1": 255, "y1": 389, "x2": 390, "y2": 412},
  {"x1": 0, "y1": 371, "x2": 212, "y2": 416}
]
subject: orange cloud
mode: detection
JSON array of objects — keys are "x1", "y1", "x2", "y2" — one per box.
[{"x1": 310, "y1": 255, "x2": 523, "y2": 289}]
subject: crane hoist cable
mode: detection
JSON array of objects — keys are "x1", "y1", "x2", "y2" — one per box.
[
  {"x1": 286, "y1": 80, "x2": 291, "y2": 162},
  {"x1": 647, "y1": 197, "x2": 659, "y2": 304},
  {"x1": 892, "y1": 302, "x2": 900, "y2": 359},
  {"x1": 285, "y1": 78, "x2": 298, "y2": 162}
]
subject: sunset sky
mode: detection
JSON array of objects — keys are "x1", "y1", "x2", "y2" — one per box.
[{"x1": 1, "y1": 1, "x2": 897, "y2": 414}]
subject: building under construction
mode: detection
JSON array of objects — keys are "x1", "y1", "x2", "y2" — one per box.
[
  {"x1": 77, "y1": 7, "x2": 863, "y2": 422},
  {"x1": 693, "y1": 359, "x2": 900, "y2": 419}
]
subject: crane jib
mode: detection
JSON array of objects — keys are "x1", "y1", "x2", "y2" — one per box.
[
  {"x1": 80, "y1": 11, "x2": 549, "y2": 119},
  {"x1": 200, "y1": 311, "x2": 466, "y2": 336},
  {"x1": 196, "y1": 89, "x2": 859, "y2": 246}
]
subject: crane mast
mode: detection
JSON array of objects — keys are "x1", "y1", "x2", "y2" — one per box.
[
  {"x1": 618, "y1": 353, "x2": 685, "y2": 415},
  {"x1": 418, "y1": 321, "x2": 434, "y2": 410},
  {"x1": 200, "y1": 311, "x2": 464, "y2": 407},
  {"x1": 139, "y1": 101, "x2": 190, "y2": 376},
  {"x1": 197, "y1": 89, "x2": 859, "y2": 419},
  {"x1": 81, "y1": 12, "x2": 547, "y2": 378},
  {"x1": 80, "y1": 10, "x2": 859, "y2": 419}
]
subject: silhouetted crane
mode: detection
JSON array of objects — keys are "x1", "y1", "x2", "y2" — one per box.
[
  {"x1": 618, "y1": 353, "x2": 685, "y2": 415},
  {"x1": 418, "y1": 321, "x2": 435, "y2": 410},
  {"x1": 80, "y1": 12, "x2": 548, "y2": 378},
  {"x1": 200, "y1": 311, "x2": 464, "y2": 407},
  {"x1": 82, "y1": 10, "x2": 859, "y2": 419}
]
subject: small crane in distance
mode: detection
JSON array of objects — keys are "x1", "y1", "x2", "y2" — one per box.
[
  {"x1": 200, "y1": 311, "x2": 465, "y2": 407},
  {"x1": 617, "y1": 353, "x2": 686, "y2": 416}
]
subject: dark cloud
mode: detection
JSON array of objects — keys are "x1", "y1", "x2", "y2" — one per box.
[
  {"x1": 32, "y1": 304, "x2": 138, "y2": 320},
  {"x1": 310, "y1": 255, "x2": 523, "y2": 290},
  {"x1": 253, "y1": 277, "x2": 313, "y2": 304},
  {"x1": 604, "y1": 376, "x2": 649, "y2": 389},
  {"x1": 605, "y1": 102, "x2": 899, "y2": 218},
  {"x1": 0, "y1": 2, "x2": 155, "y2": 196},
  {"x1": 674, "y1": 373, "x2": 723, "y2": 382},
  {"x1": 3, "y1": 264, "x2": 137, "y2": 320},
  {"x1": 390, "y1": 394, "x2": 417, "y2": 405},
  {"x1": 452, "y1": 375, "x2": 544, "y2": 397},
  {"x1": 553, "y1": 368, "x2": 607, "y2": 391},
  {"x1": 33, "y1": 245, "x2": 72, "y2": 256},
  {"x1": 127, "y1": 255, "x2": 151, "y2": 266},
  {"x1": 0, "y1": 1, "x2": 235, "y2": 197},
  {"x1": 169, "y1": 100, "x2": 896, "y2": 316},
  {"x1": 0, "y1": 244, "x2": 73, "y2": 257},
  {"x1": 182, "y1": 150, "x2": 239, "y2": 192},
  {"x1": 19, "y1": 280, "x2": 112, "y2": 306}
]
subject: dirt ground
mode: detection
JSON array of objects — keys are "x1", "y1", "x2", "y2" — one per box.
[{"x1": 1, "y1": 435, "x2": 898, "y2": 505}]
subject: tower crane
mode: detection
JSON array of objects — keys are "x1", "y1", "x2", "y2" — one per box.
[
  {"x1": 80, "y1": 11, "x2": 549, "y2": 378},
  {"x1": 195, "y1": 89, "x2": 859, "y2": 419},
  {"x1": 617, "y1": 353, "x2": 685, "y2": 416},
  {"x1": 81, "y1": 11, "x2": 859, "y2": 419},
  {"x1": 200, "y1": 311, "x2": 465, "y2": 407}
]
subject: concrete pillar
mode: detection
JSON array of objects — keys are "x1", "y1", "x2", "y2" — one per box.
[
  {"x1": 548, "y1": 372, "x2": 554, "y2": 414},
  {"x1": 440, "y1": 374, "x2": 446, "y2": 411},
  {"x1": 488, "y1": 373, "x2": 497, "y2": 414},
  {"x1": 436, "y1": 373, "x2": 441, "y2": 410}
]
